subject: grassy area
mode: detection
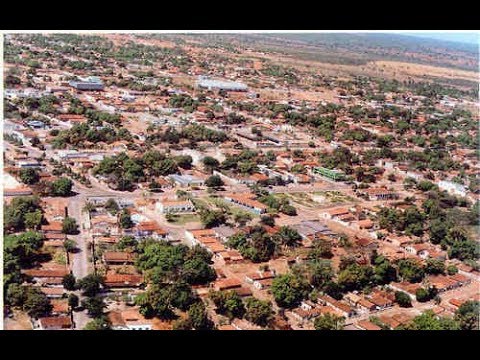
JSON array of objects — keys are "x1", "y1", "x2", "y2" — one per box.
[
  {"x1": 167, "y1": 213, "x2": 201, "y2": 225},
  {"x1": 207, "y1": 196, "x2": 259, "y2": 219},
  {"x1": 313, "y1": 191, "x2": 355, "y2": 204},
  {"x1": 53, "y1": 249, "x2": 67, "y2": 265}
]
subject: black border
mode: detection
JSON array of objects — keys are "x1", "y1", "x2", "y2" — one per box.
[{"x1": 1, "y1": 1, "x2": 479, "y2": 30}]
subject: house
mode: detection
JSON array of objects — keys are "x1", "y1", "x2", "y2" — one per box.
[
  {"x1": 156, "y1": 199, "x2": 195, "y2": 214},
  {"x1": 363, "y1": 188, "x2": 399, "y2": 201},
  {"x1": 51, "y1": 299, "x2": 69, "y2": 315},
  {"x1": 356, "y1": 298, "x2": 377, "y2": 313},
  {"x1": 104, "y1": 273, "x2": 143, "y2": 289},
  {"x1": 368, "y1": 295, "x2": 394, "y2": 310},
  {"x1": 41, "y1": 222, "x2": 63, "y2": 234},
  {"x1": 355, "y1": 320, "x2": 382, "y2": 330},
  {"x1": 185, "y1": 228, "x2": 217, "y2": 244},
  {"x1": 384, "y1": 235, "x2": 413, "y2": 247},
  {"x1": 90, "y1": 215, "x2": 119, "y2": 236},
  {"x1": 224, "y1": 193, "x2": 268, "y2": 214},
  {"x1": 438, "y1": 180, "x2": 467, "y2": 197},
  {"x1": 253, "y1": 278, "x2": 274, "y2": 290},
  {"x1": 231, "y1": 319, "x2": 263, "y2": 330},
  {"x1": 168, "y1": 174, "x2": 204, "y2": 188},
  {"x1": 39, "y1": 287, "x2": 65, "y2": 299},
  {"x1": 108, "y1": 308, "x2": 153, "y2": 330},
  {"x1": 355, "y1": 237, "x2": 378, "y2": 252},
  {"x1": 354, "y1": 219, "x2": 375, "y2": 230},
  {"x1": 212, "y1": 226, "x2": 237, "y2": 243},
  {"x1": 387, "y1": 282, "x2": 421, "y2": 299},
  {"x1": 213, "y1": 278, "x2": 242, "y2": 292},
  {"x1": 320, "y1": 208, "x2": 351, "y2": 220},
  {"x1": 37, "y1": 316, "x2": 72, "y2": 330},
  {"x1": 245, "y1": 270, "x2": 276, "y2": 284},
  {"x1": 103, "y1": 251, "x2": 136, "y2": 265},
  {"x1": 403, "y1": 243, "x2": 431, "y2": 258},
  {"x1": 133, "y1": 221, "x2": 168, "y2": 240},
  {"x1": 217, "y1": 250, "x2": 244, "y2": 263},
  {"x1": 313, "y1": 167, "x2": 345, "y2": 181},
  {"x1": 3, "y1": 187, "x2": 33, "y2": 197}
]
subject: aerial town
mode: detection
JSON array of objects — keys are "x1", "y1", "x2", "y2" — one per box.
[{"x1": 3, "y1": 33, "x2": 479, "y2": 331}]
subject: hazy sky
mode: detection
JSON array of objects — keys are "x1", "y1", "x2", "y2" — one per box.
[{"x1": 400, "y1": 32, "x2": 479, "y2": 45}]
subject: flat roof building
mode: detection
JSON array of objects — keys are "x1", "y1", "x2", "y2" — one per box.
[{"x1": 196, "y1": 76, "x2": 248, "y2": 92}]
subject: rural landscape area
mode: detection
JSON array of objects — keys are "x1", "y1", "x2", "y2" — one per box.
[{"x1": 2, "y1": 32, "x2": 479, "y2": 331}]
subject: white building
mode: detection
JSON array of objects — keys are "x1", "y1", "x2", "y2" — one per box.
[
  {"x1": 156, "y1": 199, "x2": 195, "y2": 214},
  {"x1": 438, "y1": 180, "x2": 467, "y2": 197}
]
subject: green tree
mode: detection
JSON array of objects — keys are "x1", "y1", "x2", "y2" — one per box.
[
  {"x1": 117, "y1": 236, "x2": 137, "y2": 250},
  {"x1": 209, "y1": 290, "x2": 245, "y2": 320},
  {"x1": 233, "y1": 212, "x2": 252, "y2": 227},
  {"x1": 105, "y1": 198, "x2": 120, "y2": 215},
  {"x1": 205, "y1": 175, "x2": 224, "y2": 188},
  {"x1": 23, "y1": 288, "x2": 52, "y2": 319},
  {"x1": 19, "y1": 168, "x2": 40, "y2": 185},
  {"x1": 314, "y1": 313, "x2": 345, "y2": 330},
  {"x1": 181, "y1": 257, "x2": 217, "y2": 285},
  {"x1": 84, "y1": 316, "x2": 111, "y2": 330},
  {"x1": 245, "y1": 297, "x2": 274, "y2": 327},
  {"x1": 63, "y1": 239, "x2": 77, "y2": 252},
  {"x1": 62, "y1": 273, "x2": 77, "y2": 291},
  {"x1": 395, "y1": 291, "x2": 412, "y2": 307},
  {"x1": 187, "y1": 302, "x2": 214, "y2": 330},
  {"x1": 271, "y1": 273, "x2": 308, "y2": 308},
  {"x1": 202, "y1": 156, "x2": 220, "y2": 172},
  {"x1": 415, "y1": 288, "x2": 430, "y2": 302},
  {"x1": 136, "y1": 282, "x2": 196, "y2": 319},
  {"x1": 6, "y1": 283, "x2": 27, "y2": 307},
  {"x1": 425, "y1": 258, "x2": 445, "y2": 275},
  {"x1": 199, "y1": 209, "x2": 226, "y2": 228},
  {"x1": 174, "y1": 155, "x2": 193, "y2": 169},
  {"x1": 4, "y1": 196, "x2": 42, "y2": 232},
  {"x1": 397, "y1": 259, "x2": 424, "y2": 283},
  {"x1": 62, "y1": 217, "x2": 79, "y2": 235},
  {"x1": 446, "y1": 265, "x2": 458, "y2": 275},
  {"x1": 51, "y1": 177, "x2": 73, "y2": 196},
  {"x1": 77, "y1": 274, "x2": 104, "y2": 297},
  {"x1": 454, "y1": 301, "x2": 479, "y2": 330},
  {"x1": 24, "y1": 210, "x2": 43, "y2": 230},
  {"x1": 119, "y1": 210, "x2": 134, "y2": 229},
  {"x1": 68, "y1": 293, "x2": 79, "y2": 309},
  {"x1": 274, "y1": 226, "x2": 302, "y2": 248},
  {"x1": 81, "y1": 296, "x2": 107, "y2": 317},
  {"x1": 403, "y1": 310, "x2": 460, "y2": 330}
]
